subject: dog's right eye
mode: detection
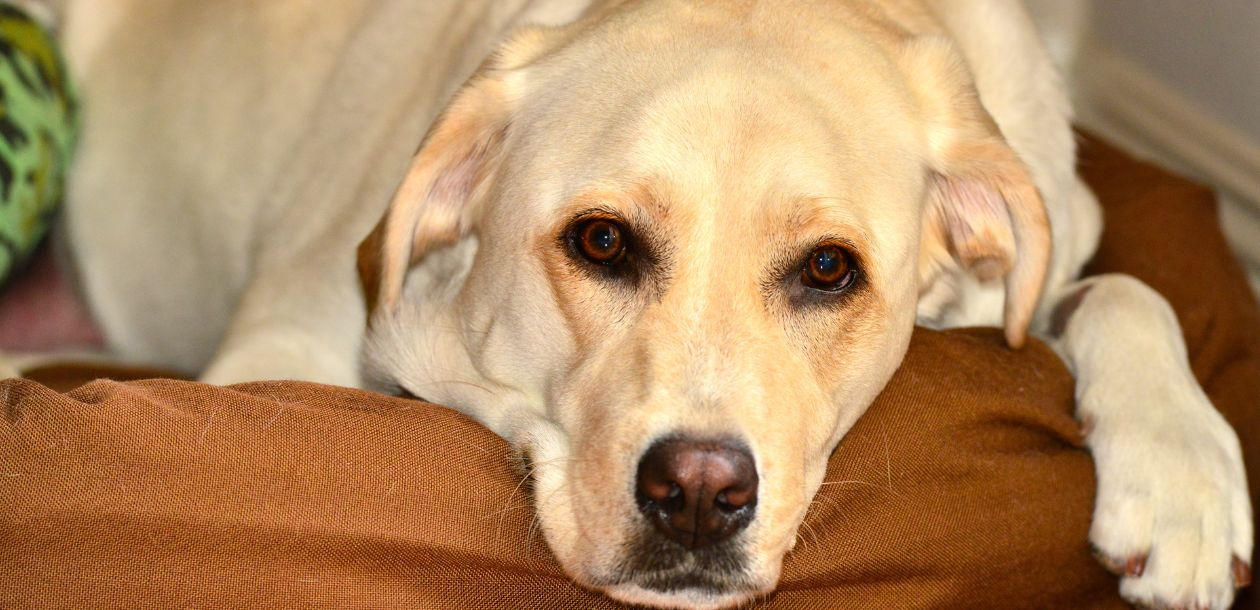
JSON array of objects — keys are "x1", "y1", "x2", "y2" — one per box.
[{"x1": 572, "y1": 217, "x2": 630, "y2": 266}]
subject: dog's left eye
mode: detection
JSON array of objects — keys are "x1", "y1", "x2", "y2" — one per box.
[
  {"x1": 801, "y1": 245, "x2": 858, "y2": 292},
  {"x1": 572, "y1": 217, "x2": 629, "y2": 266}
]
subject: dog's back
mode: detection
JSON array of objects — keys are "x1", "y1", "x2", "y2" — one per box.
[{"x1": 57, "y1": 0, "x2": 546, "y2": 376}]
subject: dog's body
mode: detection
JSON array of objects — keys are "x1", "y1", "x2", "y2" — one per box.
[
  {"x1": 39, "y1": 0, "x2": 1251, "y2": 608},
  {"x1": 55, "y1": 0, "x2": 579, "y2": 383}
]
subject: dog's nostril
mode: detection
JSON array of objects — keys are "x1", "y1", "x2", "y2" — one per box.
[
  {"x1": 635, "y1": 436, "x2": 758, "y2": 550},
  {"x1": 639, "y1": 477, "x2": 675, "y2": 504},
  {"x1": 716, "y1": 487, "x2": 754, "y2": 511}
]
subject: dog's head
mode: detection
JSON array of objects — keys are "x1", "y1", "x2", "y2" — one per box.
[{"x1": 359, "y1": 2, "x2": 1049, "y2": 608}]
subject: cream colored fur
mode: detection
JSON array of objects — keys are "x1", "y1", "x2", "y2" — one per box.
[{"x1": 52, "y1": 0, "x2": 1251, "y2": 608}]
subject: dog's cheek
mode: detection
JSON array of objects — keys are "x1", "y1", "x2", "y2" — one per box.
[
  {"x1": 786, "y1": 289, "x2": 894, "y2": 437},
  {"x1": 538, "y1": 353, "x2": 650, "y2": 560},
  {"x1": 517, "y1": 416, "x2": 616, "y2": 583},
  {"x1": 454, "y1": 241, "x2": 574, "y2": 396}
]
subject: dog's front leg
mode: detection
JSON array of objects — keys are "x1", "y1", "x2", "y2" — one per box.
[
  {"x1": 1049, "y1": 273, "x2": 1252, "y2": 609},
  {"x1": 200, "y1": 264, "x2": 365, "y2": 388}
]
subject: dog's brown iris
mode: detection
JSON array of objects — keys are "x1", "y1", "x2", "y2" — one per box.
[
  {"x1": 574, "y1": 218, "x2": 627, "y2": 265},
  {"x1": 802, "y1": 245, "x2": 856, "y2": 291}
]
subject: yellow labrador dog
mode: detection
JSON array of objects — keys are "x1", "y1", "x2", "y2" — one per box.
[{"x1": 47, "y1": 0, "x2": 1251, "y2": 608}]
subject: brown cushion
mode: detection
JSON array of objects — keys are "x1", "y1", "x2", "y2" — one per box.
[{"x1": 4, "y1": 134, "x2": 1258, "y2": 609}]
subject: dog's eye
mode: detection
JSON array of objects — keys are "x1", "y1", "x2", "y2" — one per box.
[
  {"x1": 573, "y1": 218, "x2": 629, "y2": 266},
  {"x1": 801, "y1": 245, "x2": 858, "y2": 292}
]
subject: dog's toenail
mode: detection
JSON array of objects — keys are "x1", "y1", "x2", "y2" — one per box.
[
  {"x1": 1234, "y1": 556, "x2": 1252, "y2": 588},
  {"x1": 1125, "y1": 555, "x2": 1146, "y2": 578},
  {"x1": 1091, "y1": 547, "x2": 1125, "y2": 575}
]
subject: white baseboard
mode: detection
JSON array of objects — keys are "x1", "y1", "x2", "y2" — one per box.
[
  {"x1": 1073, "y1": 44, "x2": 1260, "y2": 293},
  {"x1": 1075, "y1": 45, "x2": 1260, "y2": 211}
]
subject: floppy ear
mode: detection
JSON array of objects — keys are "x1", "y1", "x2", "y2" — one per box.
[
  {"x1": 901, "y1": 37, "x2": 1052, "y2": 348},
  {"x1": 357, "y1": 72, "x2": 515, "y2": 316}
]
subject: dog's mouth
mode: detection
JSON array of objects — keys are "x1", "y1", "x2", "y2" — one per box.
[
  {"x1": 617, "y1": 526, "x2": 754, "y2": 591},
  {"x1": 591, "y1": 524, "x2": 770, "y2": 609}
]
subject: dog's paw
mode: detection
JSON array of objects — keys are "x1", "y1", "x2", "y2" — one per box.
[{"x1": 1084, "y1": 382, "x2": 1253, "y2": 610}]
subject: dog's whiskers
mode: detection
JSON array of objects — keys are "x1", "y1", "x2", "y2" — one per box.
[
  {"x1": 525, "y1": 479, "x2": 574, "y2": 544},
  {"x1": 492, "y1": 463, "x2": 545, "y2": 544},
  {"x1": 491, "y1": 454, "x2": 584, "y2": 545},
  {"x1": 798, "y1": 518, "x2": 822, "y2": 549},
  {"x1": 807, "y1": 493, "x2": 843, "y2": 515},
  {"x1": 816, "y1": 477, "x2": 905, "y2": 500}
]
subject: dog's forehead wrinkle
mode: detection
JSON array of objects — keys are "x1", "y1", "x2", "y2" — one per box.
[
  {"x1": 637, "y1": 79, "x2": 827, "y2": 166},
  {"x1": 527, "y1": 45, "x2": 850, "y2": 171}
]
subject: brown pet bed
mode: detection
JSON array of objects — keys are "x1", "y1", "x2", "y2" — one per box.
[{"x1": 4, "y1": 135, "x2": 1259, "y2": 609}]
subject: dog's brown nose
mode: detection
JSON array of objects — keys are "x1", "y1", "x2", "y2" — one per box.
[{"x1": 635, "y1": 437, "x2": 758, "y2": 549}]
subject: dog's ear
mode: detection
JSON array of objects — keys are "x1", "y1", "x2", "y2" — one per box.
[
  {"x1": 358, "y1": 26, "x2": 570, "y2": 317},
  {"x1": 900, "y1": 37, "x2": 1052, "y2": 348},
  {"x1": 357, "y1": 69, "x2": 517, "y2": 316}
]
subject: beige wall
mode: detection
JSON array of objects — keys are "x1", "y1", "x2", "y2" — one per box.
[
  {"x1": 1082, "y1": 1, "x2": 1260, "y2": 296},
  {"x1": 1092, "y1": 1, "x2": 1260, "y2": 143}
]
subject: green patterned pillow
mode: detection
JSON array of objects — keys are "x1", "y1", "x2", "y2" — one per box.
[{"x1": 0, "y1": 4, "x2": 77, "y2": 286}]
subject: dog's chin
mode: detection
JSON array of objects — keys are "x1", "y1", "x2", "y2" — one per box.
[
  {"x1": 588, "y1": 545, "x2": 778, "y2": 609},
  {"x1": 601, "y1": 582, "x2": 768, "y2": 610},
  {"x1": 563, "y1": 539, "x2": 778, "y2": 610}
]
